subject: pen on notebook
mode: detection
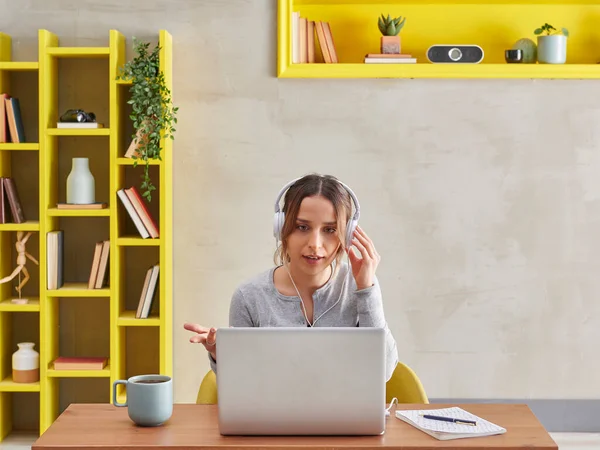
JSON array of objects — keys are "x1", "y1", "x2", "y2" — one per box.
[{"x1": 421, "y1": 414, "x2": 477, "y2": 426}]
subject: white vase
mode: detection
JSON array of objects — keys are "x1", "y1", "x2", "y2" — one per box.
[
  {"x1": 537, "y1": 35, "x2": 567, "y2": 64},
  {"x1": 66, "y1": 157, "x2": 95, "y2": 204},
  {"x1": 12, "y1": 342, "x2": 39, "y2": 383}
]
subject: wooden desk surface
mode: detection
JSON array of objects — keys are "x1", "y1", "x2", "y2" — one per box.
[{"x1": 32, "y1": 403, "x2": 558, "y2": 450}]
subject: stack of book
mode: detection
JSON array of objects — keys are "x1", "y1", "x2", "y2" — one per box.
[
  {"x1": 135, "y1": 264, "x2": 159, "y2": 319},
  {"x1": 0, "y1": 92, "x2": 25, "y2": 143},
  {"x1": 292, "y1": 13, "x2": 338, "y2": 63},
  {"x1": 117, "y1": 186, "x2": 159, "y2": 239},
  {"x1": 88, "y1": 240, "x2": 110, "y2": 289},
  {"x1": 364, "y1": 53, "x2": 417, "y2": 64}
]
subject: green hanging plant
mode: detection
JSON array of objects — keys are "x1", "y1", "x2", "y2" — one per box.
[{"x1": 116, "y1": 37, "x2": 178, "y2": 202}]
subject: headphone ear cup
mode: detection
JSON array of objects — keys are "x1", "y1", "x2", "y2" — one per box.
[
  {"x1": 273, "y1": 211, "x2": 285, "y2": 242},
  {"x1": 346, "y1": 219, "x2": 358, "y2": 250}
]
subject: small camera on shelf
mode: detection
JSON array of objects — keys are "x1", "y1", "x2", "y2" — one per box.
[{"x1": 59, "y1": 109, "x2": 97, "y2": 123}]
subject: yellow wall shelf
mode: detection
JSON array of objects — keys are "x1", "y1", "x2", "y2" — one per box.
[
  {"x1": 0, "y1": 29, "x2": 173, "y2": 441},
  {"x1": 278, "y1": 0, "x2": 600, "y2": 78}
]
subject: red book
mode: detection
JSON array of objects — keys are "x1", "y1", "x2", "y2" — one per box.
[
  {"x1": 124, "y1": 186, "x2": 159, "y2": 238},
  {"x1": 53, "y1": 356, "x2": 107, "y2": 370}
]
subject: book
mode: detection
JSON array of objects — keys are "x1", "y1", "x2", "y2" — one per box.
[
  {"x1": 395, "y1": 407, "x2": 506, "y2": 441},
  {"x1": 57, "y1": 202, "x2": 107, "y2": 209},
  {"x1": 0, "y1": 93, "x2": 10, "y2": 143},
  {"x1": 315, "y1": 22, "x2": 331, "y2": 63},
  {"x1": 124, "y1": 186, "x2": 159, "y2": 238},
  {"x1": 46, "y1": 230, "x2": 64, "y2": 290},
  {"x1": 365, "y1": 53, "x2": 413, "y2": 58},
  {"x1": 0, "y1": 178, "x2": 5, "y2": 224},
  {"x1": 5, "y1": 97, "x2": 25, "y2": 143},
  {"x1": 117, "y1": 188, "x2": 150, "y2": 238},
  {"x1": 136, "y1": 264, "x2": 159, "y2": 318},
  {"x1": 364, "y1": 57, "x2": 417, "y2": 64},
  {"x1": 53, "y1": 356, "x2": 107, "y2": 370},
  {"x1": 57, "y1": 122, "x2": 104, "y2": 128},
  {"x1": 88, "y1": 242, "x2": 103, "y2": 289},
  {"x1": 3, "y1": 177, "x2": 25, "y2": 223},
  {"x1": 94, "y1": 240, "x2": 110, "y2": 289},
  {"x1": 307, "y1": 21, "x2": 315, "y2": 63}
]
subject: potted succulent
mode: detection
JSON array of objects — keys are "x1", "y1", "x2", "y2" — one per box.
[
  {"x1": 534, "y1": 23, "x2": 569, "y2": 64},
  {"x1": 378, "y1": 14, "x2": 406, "y2": 54},
  {"x1": 116, "y1": 38, "x2": 178, "y2": 202}
]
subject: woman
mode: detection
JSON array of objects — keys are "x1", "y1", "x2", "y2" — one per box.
[{"x1": 184, "y1": 173, "x2": 399, "y2": 380}]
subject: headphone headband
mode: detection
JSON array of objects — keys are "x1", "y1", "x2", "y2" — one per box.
[{"x1": 274, "y1": 177, "x2": 360, "y2": 220}]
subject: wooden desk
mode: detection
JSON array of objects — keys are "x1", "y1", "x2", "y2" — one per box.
[{"x1": 32, "y1": 403, "x2": 558, "y2": 450}]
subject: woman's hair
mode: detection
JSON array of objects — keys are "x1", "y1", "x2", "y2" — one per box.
[{"x1": 274, "y1": 173, "x2": 353, "y2": 269}]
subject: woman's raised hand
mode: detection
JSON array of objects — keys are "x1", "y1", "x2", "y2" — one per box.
[
  {"x1": 347, "y1": 225, "x2": 381, "y2": 291},
  {"x1": 184, "y1": 323, "x2": 217, "y2": 361}
]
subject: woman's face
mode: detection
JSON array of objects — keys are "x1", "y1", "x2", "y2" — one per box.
[{"x1": 285, "y1": 195, "x2": 341, "y2": 277}]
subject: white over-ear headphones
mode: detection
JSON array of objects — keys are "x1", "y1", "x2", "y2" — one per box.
[{"x1": 273, "y1": 176, "x2": 361, "y2": 249}]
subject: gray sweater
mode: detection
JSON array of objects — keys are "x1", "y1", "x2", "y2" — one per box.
[{"x1": 208, "y1": 262, "x2": 399, "y2": 381}]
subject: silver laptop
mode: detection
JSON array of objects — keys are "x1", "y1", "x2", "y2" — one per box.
[{"x1": 216, "y1": 327, "x2": 386, "y2": 436}]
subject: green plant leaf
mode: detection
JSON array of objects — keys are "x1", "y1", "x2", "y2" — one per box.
[
  {"x1": 378, "y1": 17, "x2": 386, "y2": 35},
  {"x1": 117, "y1": 37, "x2": 177, "y2": 202},
  {"x1": 534, "y1": 28, "x2": 542, "y2": 35}
]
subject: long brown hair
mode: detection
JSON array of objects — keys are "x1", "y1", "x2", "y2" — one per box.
[{"x1": 274, "y1": 174, "x2": 353, "y2": 270}]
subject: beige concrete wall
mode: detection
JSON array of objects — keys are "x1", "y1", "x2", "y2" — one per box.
[{"x1": 2, "y1": 1, "x2": 599, "y2": 418}]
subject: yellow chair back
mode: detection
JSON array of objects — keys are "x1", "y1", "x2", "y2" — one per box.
[
  {"x1": 196, "y1": 369, "x2": 218, "y2": 404},
  {"x1": 196, "y1": 361, "x2": 428, "y2": 405},
  {"x1": 385, "y1": 361, "x2": 429, "y2": 404}
]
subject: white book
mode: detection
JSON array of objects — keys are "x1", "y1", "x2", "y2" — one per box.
[
  {"x1": 57, "y1": 122, "x2": 104, "y2": 128},
  {"x1": 364, "y1": 58, "x2": 417, "y2": 64},
  {"x1": 395, "y1": 407, "x2": 506, "y2": 441},
  {"x1": 140, "y1": 265, "x2": 159, "y2": 318},
  {"x1": 117, "y1": 189, "x2": 150, "y2": 238}
]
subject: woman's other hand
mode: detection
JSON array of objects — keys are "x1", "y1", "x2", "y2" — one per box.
[{"x1": 184, "y1": 323, "x2": 217, "y2": 361}]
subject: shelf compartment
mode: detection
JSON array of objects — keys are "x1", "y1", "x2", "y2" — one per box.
[
  {"x1": 0, "y1": 375, "x2": 40, "y2": 392},
  {"x1": 47, "y1": 208, "x2": 111, "y2": 217},
  {"x1": 117, "y1": 310, "x2": 160, "y2": 327},
  {"x1": 0, "y1": 298, "x2": 40, "y2": 312},
  {"x1": 0, "y1": 61, "x2": 39, "y2": 71},
  {"x1": 116, "y1": 157, "x2": 161, "y2": 166},
  {"x1": 46, "y1": 282, "x2": 110, "y2": 298},
  {"x1": 46, "y1": 47, "x2": 110, "y2": 58},
  {"x1": 116, "y1": 78, "x2": 133, "y2": 85},
  {"x1": 0, "y1": 221, "x2": 40, "y2": 232},
  {"x1": 46, "y1": 128, "x2": 110, "y2": 136},
  {"x1": 117, "y1": 236, "x2": 161, "y2": 246},
  {"x1": 47, "y1": 363, "x2": 111, "y2": 378},
  {"x1": 281, "y1": 0, "x2": 600, "y2": 78},
  {"x1": 0, "y1": 143, "x2": 39, "y2": 151}
]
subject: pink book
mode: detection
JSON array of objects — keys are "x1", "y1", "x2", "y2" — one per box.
[{"x1": 53, "y1": 356, "x2": 107, "y2": 370}]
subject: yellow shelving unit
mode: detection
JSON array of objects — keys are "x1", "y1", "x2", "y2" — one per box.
[
  {"x1": 278, "y1": 0, "x2": 600, "y2": 78},
  {"x1": 0, "y1": 29, "x2": 172, "y2": 441}
]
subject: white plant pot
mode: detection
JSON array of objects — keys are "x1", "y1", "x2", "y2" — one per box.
[
  {"x1": 537, "y1": 35, "x2": 567, "y2": 64},
  {"x1": 66, "y1": 157, "x2": 95, "y2": 204}
]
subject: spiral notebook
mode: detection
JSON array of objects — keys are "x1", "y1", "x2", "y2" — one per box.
[{"x1": 395, "y1": 407, "x2": 506, "y2": 441}]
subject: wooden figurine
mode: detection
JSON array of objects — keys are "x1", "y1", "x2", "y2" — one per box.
[{"x1": 0, "y1": 231, "x2": 39, "y2": 303}]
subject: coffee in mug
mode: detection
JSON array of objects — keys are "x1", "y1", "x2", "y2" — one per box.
[{"x1": 112, "y1": 374, "x2": 173, "y2": 426}]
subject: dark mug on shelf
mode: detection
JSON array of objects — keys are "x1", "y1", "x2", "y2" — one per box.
[
  {"x1": 505, "y1": 49, "x2": 523, "y2": 63},
  {"x1": 112, "y1": 374, "x2": 173, "y2": 426}
]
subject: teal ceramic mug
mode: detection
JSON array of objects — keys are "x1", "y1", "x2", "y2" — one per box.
[{"x1": 112, "y1": 374, "x2": 173, "y2": 426}]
